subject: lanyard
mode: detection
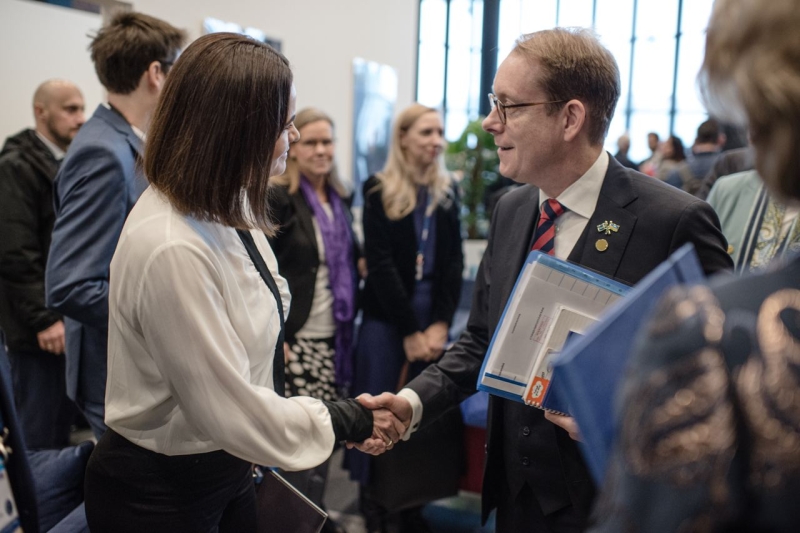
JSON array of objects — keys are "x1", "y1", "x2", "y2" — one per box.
[{"x1": 415, "y1": 192, "x2": 434, "y2": 281}]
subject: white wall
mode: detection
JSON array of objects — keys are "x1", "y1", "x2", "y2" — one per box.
[
  {"x1": 0, "y1": 0, "x2": 419, "y2": 183},
  {"x1": 0, "y1": 0, "x2": 105, "y2": 142}
]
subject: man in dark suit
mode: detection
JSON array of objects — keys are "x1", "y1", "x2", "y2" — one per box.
[
  {"x1": 356, "y1": 28, "x2": 732, "y2": 532},
  {"x1": 45, "y1": 12, "x2": 185, "y2": 439}
]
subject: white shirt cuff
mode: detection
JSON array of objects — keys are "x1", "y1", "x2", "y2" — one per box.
[{"x1": 397, "y1": 388, "x2": 423, "y2": 441}]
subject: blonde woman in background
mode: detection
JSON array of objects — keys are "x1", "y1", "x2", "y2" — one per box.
[{"x1": 346, "y1": 103, "x2": 464, "y2": 533}]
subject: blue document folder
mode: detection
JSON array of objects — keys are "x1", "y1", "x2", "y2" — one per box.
[
  {"x1": 476, "y1": 251, "x2": 630, "y2": 403},
  {"x1": 549, "y1": 243, "x2": 705, "y2": 484}
]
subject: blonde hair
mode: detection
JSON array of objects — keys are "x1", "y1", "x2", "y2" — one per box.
[
  {"x1": 513, "y1": 28, "x2": 620, "y2": 146},
  {"x1": 700, "y1": 0, "x2": 800, "y2": 200},
  {"x1": 374, "y1": 103, "x2": 452, "y2": 221},
  {"x1": 272, "y1": 107, "x2": 348, "y2": 197}
]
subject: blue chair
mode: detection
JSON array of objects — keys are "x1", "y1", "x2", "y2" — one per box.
[{"x1": 0, "y1": 335, "x2": 92, "y2": 533}]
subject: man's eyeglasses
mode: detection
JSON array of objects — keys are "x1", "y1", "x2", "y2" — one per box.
[{"x1": 487, "y1": 93, "x2": 567, "y2": 124}]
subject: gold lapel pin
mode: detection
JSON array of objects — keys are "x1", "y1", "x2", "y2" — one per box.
[{"x1": 596, "y1": 239, "x2": 609, "y2": 252}]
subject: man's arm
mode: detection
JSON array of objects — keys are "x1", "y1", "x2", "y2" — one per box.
[
  {"x1": 46, "y1": 143, "x2": 130, "y2": 329},
  {"x1": 670, "y1": 199, "x2": 734, "y2": 275}
]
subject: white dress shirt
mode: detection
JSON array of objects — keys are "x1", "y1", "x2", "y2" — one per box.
[
  {"x1": 399, "y1": 151, "x2": 610, "y2": 435},
  {"x1": 35, "y1": 130, "x2": 65, "y2": 160},
  {"x1": 105, "y1": 187, "x2": 335, "y2": 469}
]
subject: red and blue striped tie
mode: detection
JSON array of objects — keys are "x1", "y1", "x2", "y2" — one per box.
[{"x1": 531, "y1": 198, "x2": 566, "y2": 255}]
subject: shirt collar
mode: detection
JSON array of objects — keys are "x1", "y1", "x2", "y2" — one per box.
[
  {"x1": 34, "y1": 130, "x2": 65, "y2": 160},
  {"x1": 101, "y1": 102, "x2": 146, "y2": 141},
  {"x1": 539, "y1": 151, "x2": 609, "y2": 220}
]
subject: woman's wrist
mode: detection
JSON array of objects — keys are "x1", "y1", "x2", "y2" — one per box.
[{"x1": 323, "y1": 398, "x2": 373, "y2": 443}]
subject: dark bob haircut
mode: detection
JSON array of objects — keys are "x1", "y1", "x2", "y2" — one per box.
[{"x1": 145, "y1": 33, "x2": 292, "y2": 235}]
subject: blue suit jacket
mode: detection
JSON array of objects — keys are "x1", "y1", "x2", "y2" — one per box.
[{"x1": 45, "y1": 105, "x2": 146, "y2": 404}]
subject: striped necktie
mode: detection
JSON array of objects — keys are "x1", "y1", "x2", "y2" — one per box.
[{"x1": 531, "y1": 198, "x2": 567, "y2": 255}]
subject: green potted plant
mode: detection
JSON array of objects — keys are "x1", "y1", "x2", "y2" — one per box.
[{"x1": 446, "y1": 117, "x2": 500, "y2": 239}]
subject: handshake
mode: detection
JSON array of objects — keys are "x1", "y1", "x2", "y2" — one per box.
[{"x1": 346, "y1": 392, "x2": 414, "y2": 455}]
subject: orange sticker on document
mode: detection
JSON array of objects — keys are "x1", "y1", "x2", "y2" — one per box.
[{"x1": 525, "y1": 376, "x2": 550, "y2": 405}]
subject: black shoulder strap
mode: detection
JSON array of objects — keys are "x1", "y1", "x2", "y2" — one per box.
[{"x1": 236, "y1": 229, "x2": 285, "y2": 397}]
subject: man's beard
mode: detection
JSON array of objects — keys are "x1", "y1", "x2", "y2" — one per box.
[{"x1": 47, "y1": 117, "x2": 75, "y2": 148}]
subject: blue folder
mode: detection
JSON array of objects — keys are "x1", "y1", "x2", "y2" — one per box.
[{"x1": 548, "y1": 243, "x2": 705, "y2": 484}]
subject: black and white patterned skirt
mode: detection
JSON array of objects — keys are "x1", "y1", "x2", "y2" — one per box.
[{"x1": 284, "y1": 336, "x2": 339, "y2": 401}]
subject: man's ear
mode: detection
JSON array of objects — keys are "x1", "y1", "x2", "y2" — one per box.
[
  {"x1": 562, "y1": 99, "x2": 587, "y2": 143},
  {"x1": 33, "y1": 102, "x2": 46, "y2": 122},
  {"x1": 145, "y1": 60, "x2": 166, "y2": 92}
]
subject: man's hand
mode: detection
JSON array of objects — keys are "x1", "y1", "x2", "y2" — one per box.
[
  {"x1": 422, "y1": 321, "x2": 448, "y2": 360},
  {"x1": 403, "y1": 332, "x2": 432, "y2": 362},
  {"x1": 37, "y1": 320, "x2": 65, "y2": 355},
  {"x1": 544, "y1": 411, "x2": 582, "y2": 441},
  {"x1": 346, "y1": 393, "x2": 413, "y2": 455}
]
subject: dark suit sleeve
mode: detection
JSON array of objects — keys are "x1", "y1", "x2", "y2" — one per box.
[
  {"x1": 362, "y1": 179, "x2": 420, "y2": 336},
  {"x1": 432, "y1": 189, "x2": 464, "y2": 326},
  {"x1": 0, "y1": 158, "x2": 61, "y2": 332},
  {"x1": 45, "y1": 143, "x2": 129, "y2": 329},
  {"x1": 669, "y1": 199, "x2": 733, "y2": 275}
]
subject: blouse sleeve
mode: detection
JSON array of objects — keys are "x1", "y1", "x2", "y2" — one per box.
[{"x1": 135, "y1": 240, "x2": 334, "y2": 470}]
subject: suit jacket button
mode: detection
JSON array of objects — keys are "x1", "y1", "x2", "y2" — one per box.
[
  {"x1": 522, "y1": 456, "x2": 530, "y2": 467},
  {"x1": 522, "y1": 426, "x2": 531, "y2": 436}
]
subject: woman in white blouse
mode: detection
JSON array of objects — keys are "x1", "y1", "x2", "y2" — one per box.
[{"x1": 83, "y1": 33, "x2": 399, "y2": 533}]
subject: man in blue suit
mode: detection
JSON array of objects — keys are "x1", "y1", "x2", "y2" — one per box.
[{"x1": 45, "y1": 12, "x2": 185, "y2": 439}]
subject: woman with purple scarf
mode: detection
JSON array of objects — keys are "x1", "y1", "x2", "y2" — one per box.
[{"x1": 268, "y1": 108, "x2": 362, "y2": 533}]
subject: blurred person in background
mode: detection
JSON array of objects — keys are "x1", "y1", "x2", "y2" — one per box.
[
  {"x1": 269, "y1": 107, "x2": 362, "y2": 533},
  {"x1": 348, "y1": 103, "x2": 464, "y2": 533},
  {"x1": 45, "y1": 12, "x2": 186, "y2": 440},
  {"x1": 655, "y1": 135, "x2": 691, "y2": 183},
  {"x1": 0, "y1": 79, "x2": 84, "y2": 449},
  {"x1": 613, "y1": 133, "x2": 638, "y2": 171},
  {"x1": 590, "y1": 0, "x2": 800, "y2": 530}
]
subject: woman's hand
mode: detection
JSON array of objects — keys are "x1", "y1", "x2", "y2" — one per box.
[
  {"x1": 423, "y1": 321, "x2": 449, "y2": 361},
  {"x1": 403, "y1": 332, "x2": 432, "y2": 362}
]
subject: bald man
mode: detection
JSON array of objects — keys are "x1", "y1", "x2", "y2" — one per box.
[{"x1": 0, "y1": 79, "x2": 85, "y2": 449}]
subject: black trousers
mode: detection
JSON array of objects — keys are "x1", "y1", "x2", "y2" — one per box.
[{"x1": 85, "y1": 430, "x2": 256, "y2": 533}]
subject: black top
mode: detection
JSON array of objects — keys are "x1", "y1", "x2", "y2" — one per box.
[
  {"x1": 267, "y1": 185, "x2": 360, "y2": 340},
  {"x1": 0, "y1": 129, "x2": 62, "y2": 352},
  {"x1": 360, "y1": 175, "x2": 464, "y2": 337}
]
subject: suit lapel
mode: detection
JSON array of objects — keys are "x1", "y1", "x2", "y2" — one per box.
[
  {"x1": 568, "y1": 157, "x2": 638, "y2": 281},
  {"x1": 292, "y1": 192, "x2": 319, "y2": 249},
  {"x1": 94, "y1": 104, "x2": 143, "y2": 157},
  {"x1": 512, "y1": 185, "x2": 541, "y2": 272}
]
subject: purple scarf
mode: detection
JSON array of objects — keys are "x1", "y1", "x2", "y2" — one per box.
[{"x1": 299, "y1": 176, "x2": 357, "y2": 390}]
